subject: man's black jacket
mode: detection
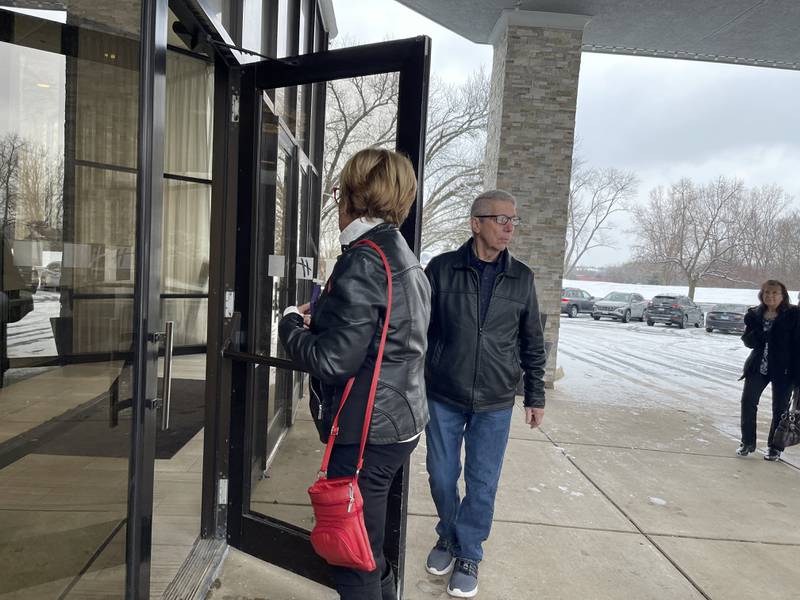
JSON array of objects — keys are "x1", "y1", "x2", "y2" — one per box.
[
  {"x1": 424, "y1": 239, "x2": 546, "y2": 411},
  {"x1": 740, "y1": 305, "x2": 799, "y2": 383},
  {"x1": 279, "y1": 224, "x2": 431, "y2": 445}
]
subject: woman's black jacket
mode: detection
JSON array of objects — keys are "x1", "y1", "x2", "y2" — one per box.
[
  {"x1": 740, "y1": 305, "x2": 799, "y2": 382},
  {"x1": 278, "y1": 224, "x2": 431, "y2": 445}
]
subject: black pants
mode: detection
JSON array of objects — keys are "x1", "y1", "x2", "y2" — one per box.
[
  {"x1": 327, "y1": 439, "x2": 418, "y2": 600},
  {"x1": 740, "y1": 373, "x2": 793, "y2": 451}
]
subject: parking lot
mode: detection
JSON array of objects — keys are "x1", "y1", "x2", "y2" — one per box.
[{"x1": 557, "y1": 313, "x2": 788, "y2": 457}]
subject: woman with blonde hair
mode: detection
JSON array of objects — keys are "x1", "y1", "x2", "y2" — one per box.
[
  {"x1": 279, "y1": 148, "x2": 430, "y2": 599},
  {"x1": 738, "y1": 279, "x2": 798, "y2": 461}
]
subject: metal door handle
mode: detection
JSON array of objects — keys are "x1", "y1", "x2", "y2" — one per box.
[{"x1": 160, "y1": 321, "x2": 175, "y2": 431}]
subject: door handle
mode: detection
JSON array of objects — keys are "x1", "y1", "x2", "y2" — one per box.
[{"x1": 160, "y1": 321, "x2": 175, "y2": 431}]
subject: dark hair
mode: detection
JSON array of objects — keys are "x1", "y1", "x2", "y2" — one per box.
[{"x1": 758, "y1": 279, "x2": 791, "y2": 312}]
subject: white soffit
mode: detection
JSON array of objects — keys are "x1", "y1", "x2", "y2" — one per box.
[{"x1": 396, "y1": 0, "x2": 800, "y2": 71}]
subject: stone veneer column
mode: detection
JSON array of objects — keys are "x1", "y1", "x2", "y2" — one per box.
[{"x1": 485, "y1": 11, "x2": 589, "y2": 387}]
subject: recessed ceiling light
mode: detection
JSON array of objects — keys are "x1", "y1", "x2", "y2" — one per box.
[{"x1": 36, "y1": 83, "x2": 51, "y2": 88}]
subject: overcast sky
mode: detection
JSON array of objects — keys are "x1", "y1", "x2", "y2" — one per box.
[{"x1": 332, "y1": 0, "x2": 800, "y2": 266}]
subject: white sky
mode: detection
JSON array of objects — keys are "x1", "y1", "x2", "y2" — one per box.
[{"x1": 332, "y1": 0, "x2": 800, "y2": 266}]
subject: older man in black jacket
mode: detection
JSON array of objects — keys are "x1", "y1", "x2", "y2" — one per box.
[{"x1": 423, "y1": 189, "x2": 546, "y2": 598}]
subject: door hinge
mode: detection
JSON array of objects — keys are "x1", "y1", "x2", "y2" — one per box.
[
  {"x1": 231, "y1": 92, "x2": 239, "y2": 123},
  {"x1": 218, "y1": 478, "x2": 228, "y2": 505}
]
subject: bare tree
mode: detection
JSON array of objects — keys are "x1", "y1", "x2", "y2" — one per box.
[
  {"x1": 735, "y1": 184, "x2": 790, "y2": 272},
  {"x1": 321, "y1": 54, "x2": 489, "y2": 258},
  {"x1": 420, "y1": 69, "x2": 489, "y2": 251},
  {"x1": 563, "y1": 158, "x2": 637, "y2": 277},
  {"x1": 320, "y1": 71, "x2": 399, "y2": 259},
  {"x1": 17, "y1": 142, "x2": 64, "y2": 237},
  {"x1": 0, "y1": 133, "x2": 26, "y2": 237},
  {"x1": 633, "y1": 177, "x2": 744, "y2": 299}
]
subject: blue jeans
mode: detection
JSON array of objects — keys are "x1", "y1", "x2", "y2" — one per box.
[{"x1": 425, "y1": 399, "x2": 513, "y2": 562}]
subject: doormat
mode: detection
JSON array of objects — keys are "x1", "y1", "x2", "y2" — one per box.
[{"x1": 0, "y1": 378, "x2": 205, "y2": 467}]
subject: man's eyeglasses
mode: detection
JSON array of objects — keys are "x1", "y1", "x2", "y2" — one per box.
[{"x1": 474, "y1": 214, "x2": 523, "y2": 226}]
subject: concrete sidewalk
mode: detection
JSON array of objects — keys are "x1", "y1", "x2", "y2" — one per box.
[{"x1": 209, "y1": 387, "x2": 800, "y2": 600}]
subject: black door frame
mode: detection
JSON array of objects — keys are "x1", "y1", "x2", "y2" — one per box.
[
  {"x1": 216, "y1": 37, "x2": 430, "y2": 590},
  {"x1": 127, "y1": 0, "x2": 168, "y2": 596}
]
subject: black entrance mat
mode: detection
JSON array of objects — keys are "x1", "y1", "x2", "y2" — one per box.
[{"x1": 0, "y1": 378, "x2": 205, "y2": 466}]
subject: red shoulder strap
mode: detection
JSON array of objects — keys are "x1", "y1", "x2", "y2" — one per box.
[{"x1": 319, "y1": 239, "x2": 392, "y2": 476}]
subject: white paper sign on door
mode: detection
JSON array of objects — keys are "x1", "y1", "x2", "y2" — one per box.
[
  {"x1": 296, "y1": 256, "x2": 314, "y2": 280},
  {"x1": 268, "y1": 254, "x2": 285, "y2": 277}
]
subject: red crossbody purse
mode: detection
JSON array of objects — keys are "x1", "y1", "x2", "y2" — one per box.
[{"x1": 307, "y1": 239, "x2": 392, "y2": 572}]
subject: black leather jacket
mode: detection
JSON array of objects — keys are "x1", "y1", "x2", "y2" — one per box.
[
  {"x1": 740, "y1": 305, "x2": 799, "y2": 382},
  {"x1": 425, "y1": 239, "x2": 546, "y2": 411},
  {"x1": 279, "y1": 224, "x2": 431, "y2": 445}
]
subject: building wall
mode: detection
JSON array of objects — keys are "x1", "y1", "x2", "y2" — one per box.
[{"x1": 486, "y1": 23, "x2": 583, "y2": 386}]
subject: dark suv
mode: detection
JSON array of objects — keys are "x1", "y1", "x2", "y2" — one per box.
[
  {"x1": 646, "y1": 294, "x2": 703, "y2": 329},
  {"x1": 561, "y1": 287, "x2": 595, "y2": 318}
]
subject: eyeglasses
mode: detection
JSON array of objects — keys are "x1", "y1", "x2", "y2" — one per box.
[
  {"x1": 331, "y1": 186, "x2": 340, "y2": 204},
  {"x1": 474, "y1": 214, "x2": 522, "y2": 226}
]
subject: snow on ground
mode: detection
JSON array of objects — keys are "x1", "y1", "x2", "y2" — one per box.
[
  {"x1": 556, "y1": 309, "x2": 799, "y2": 465},
  {"x1": 7, "y1": 291, "x2": 60, "y2": 357},
  {"x1": 563, "y1": 279, "x2": 798, "y2": 307}
]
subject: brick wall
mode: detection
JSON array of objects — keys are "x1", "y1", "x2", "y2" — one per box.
[{"x1": 485, "y1": 24, "x2": 583, "y2": 387}]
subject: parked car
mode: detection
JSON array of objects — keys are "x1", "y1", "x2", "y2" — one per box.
[
  {"x1": 646, "y1": 294, "x2": 703, "y2": 328},
  {"x1": 705, "y1": 303, "x2": 749, "y2": 333},
  {"x1": 561, "y1": 287, "x2": 595, "y2": 317},
  {"x1": 592, "y1": 292, "x2": 647, "y2": 323},
  {"x1": 39, "y1": 260, "x2": 61, "y2": 289}
]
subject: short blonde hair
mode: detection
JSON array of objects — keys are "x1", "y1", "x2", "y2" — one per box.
[{"x1": 339, "y1": 148, "x2": 417, "y2": 226}]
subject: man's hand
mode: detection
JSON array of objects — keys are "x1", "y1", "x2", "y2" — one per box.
[{"x1": 524, "y1": 407, "x2": 544, "y2": 429}]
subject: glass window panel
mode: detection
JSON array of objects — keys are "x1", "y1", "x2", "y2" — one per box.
[
  {"x1": 161, "y1": 298, "x2": 208, "y2": 346},
  {"x1": 298, "y1": 0, "x2": 311, "y2": 55},
  {"x1": 164, "y1": 52, "x2": 214, "y2": 179},
  {"x1": 0, "y1": 6, "x2": 142, "y2": 597},
  {"x1": 162, "y1": 180, "x2": 210, "y2": 295},
  {"x1": 276, "y1": 0, "x2": 289, "y2": 58},
  {"x1": 74, "y1": 51, "x2": 139, "y2": 169},
  {"x1": 247, "y1": 75, "x2": 401, "y2": 530},
  {"x1": 313, "y1": 11, "x2": 326, "y2": 53}
]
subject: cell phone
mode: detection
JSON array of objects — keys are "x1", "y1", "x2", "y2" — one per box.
[{"x1": 309, "y1": 283, "x2": 322, "y2": 315}]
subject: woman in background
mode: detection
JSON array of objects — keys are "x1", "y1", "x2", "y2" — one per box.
[{"x1": 738, "y1": 279, "x2": 797, "y2": 461}]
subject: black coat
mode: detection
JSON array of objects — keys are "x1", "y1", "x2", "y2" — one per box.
[
  {"x1": 279, "y1": 224, "x2": 431, "y2": 445},
  {"x1": 424, "y1": 239, "x2": 547, "y2": 411},
  {"x1": 740, "y1": 305, "x2": 799, "y2": 382}
]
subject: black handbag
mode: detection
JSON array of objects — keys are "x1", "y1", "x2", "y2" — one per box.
[{"x1": 774, "y1": 388, "x2": 800, "y2": 449}]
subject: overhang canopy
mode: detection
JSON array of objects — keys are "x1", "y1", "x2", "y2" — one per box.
[{"x1": 396, "y1": 0, "x2": 800, "y2": 70}]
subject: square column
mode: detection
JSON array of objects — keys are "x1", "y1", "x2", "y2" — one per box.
[{"x1": 485, "y1": 11, "x2": 589, "y2": 387}]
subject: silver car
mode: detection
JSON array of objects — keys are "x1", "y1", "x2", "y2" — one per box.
[{"x1": 592, "y1": 292, "x2": 648, "y2": 323}]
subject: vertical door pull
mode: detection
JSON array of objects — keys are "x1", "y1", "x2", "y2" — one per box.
[{"x1": 160, "y1": 321, "x2": 175, "y2": 430}]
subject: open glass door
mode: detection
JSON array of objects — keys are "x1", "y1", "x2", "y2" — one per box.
[{"x1": 222, "y1": 37, "x2": 430, "y2": 592}]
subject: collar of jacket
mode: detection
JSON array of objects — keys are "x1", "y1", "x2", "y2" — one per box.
[
  {"x1": 342, "y1": 222, "x2": 396, "y2": 250},
  {"x1": 452, "y1": 238, "x2": 519, "y2": 277}
]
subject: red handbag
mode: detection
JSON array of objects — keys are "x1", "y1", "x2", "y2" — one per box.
[{"x1": 307, "y1": 239, "x2": 392, "y2": 572}]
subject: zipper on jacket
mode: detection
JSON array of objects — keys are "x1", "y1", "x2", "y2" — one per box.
[
  {"x1": 470, "y1": 267, "x2": 480, "y2": 410},
  {"x1": 472, "y1": 270, "x2": 506, "y2": 411}
]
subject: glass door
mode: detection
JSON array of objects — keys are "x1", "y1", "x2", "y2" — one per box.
[
  {"x1": 222, "y1": 37, "x2": 430, "y2": 592},
  {"x1": 0, "y1": 2, "x2": 168, "y2": 598}
]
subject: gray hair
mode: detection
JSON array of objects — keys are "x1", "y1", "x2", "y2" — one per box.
[{"x1": 470, "y1": 189, "x2": 517, "y2": 217}]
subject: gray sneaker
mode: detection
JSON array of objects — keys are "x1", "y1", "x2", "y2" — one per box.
[
  {"x1": 425, "y1": 539, "x2": 455, "y2": 576},
  {"x1": 447, "y1": 559, "x2": 478, "y2": 598}
]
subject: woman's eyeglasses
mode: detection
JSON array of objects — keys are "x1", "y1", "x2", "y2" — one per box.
[{"x1": 474, "y1": 214, "x2": 523, "y2": 226}]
